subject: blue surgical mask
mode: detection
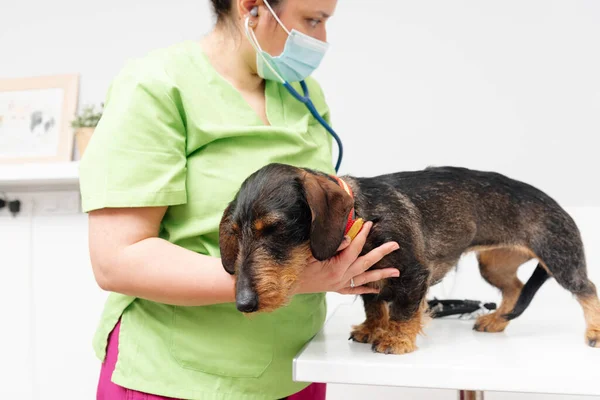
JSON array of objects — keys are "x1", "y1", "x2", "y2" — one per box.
[{"x1": 244, "y1": 1, "x2": 329, "y2": 83}]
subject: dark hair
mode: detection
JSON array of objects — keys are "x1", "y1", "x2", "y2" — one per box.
[{"x1": 210, "y1": 0, "x2": 284, "y2": 24}]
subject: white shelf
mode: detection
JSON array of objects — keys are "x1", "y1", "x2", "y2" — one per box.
[{"x1": 0, "y1": 161, "x2": 80, "y2": 190}]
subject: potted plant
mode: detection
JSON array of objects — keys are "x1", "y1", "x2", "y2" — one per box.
[{"x1": 71, "y1": 103, "x2": 103, "y2": 157}]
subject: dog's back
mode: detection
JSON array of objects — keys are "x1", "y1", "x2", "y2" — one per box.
[{"x1": 354, "y1": 165, "x2": 576, "y2": 252}]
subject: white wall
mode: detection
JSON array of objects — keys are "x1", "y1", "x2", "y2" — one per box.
[
  {"x1": 2, "y1": 1, "x2": 600, "y2": 399},
  {"x1": 317, "y1": 0, "x2": 600, "y2": 208}
]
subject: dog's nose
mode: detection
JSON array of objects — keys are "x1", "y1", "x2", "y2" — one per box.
[{"x1": 236, "y1": 289, "x2": 259, "y2": 313}]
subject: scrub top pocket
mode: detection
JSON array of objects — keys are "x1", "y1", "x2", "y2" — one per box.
[{"x1": 169, "y1": 303, "x2": 275, "y2": 378}]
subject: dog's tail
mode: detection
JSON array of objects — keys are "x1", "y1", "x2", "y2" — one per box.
[{"x1": 502, "y1": 264, "x2": 550, "y2": 321}]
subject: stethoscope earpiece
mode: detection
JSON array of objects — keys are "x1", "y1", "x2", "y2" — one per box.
[{"x1": 250, "y1": 6, "x2": 258, "y2": 17}]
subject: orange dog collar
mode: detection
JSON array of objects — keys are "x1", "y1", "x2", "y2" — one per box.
[{"x1": 333, "y1": 176, "x2": 364, "y2": 241}]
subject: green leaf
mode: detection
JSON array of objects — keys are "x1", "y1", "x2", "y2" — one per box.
[{"x1": 71, "y1": 103, "x2": 104, "y2": 128}]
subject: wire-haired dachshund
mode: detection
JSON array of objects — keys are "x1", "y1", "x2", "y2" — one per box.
[{"x1": 218, "y1": 163, "x2": 600, "y2": 354}]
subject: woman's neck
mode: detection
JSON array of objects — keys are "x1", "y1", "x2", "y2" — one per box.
[{"x1": 200, "y1": 26, "x2": 265, "y2": 93}]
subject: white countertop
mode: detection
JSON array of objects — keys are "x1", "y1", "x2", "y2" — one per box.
[{"x1": 293, "y1": 298, "x2": 600, "y2": 396}]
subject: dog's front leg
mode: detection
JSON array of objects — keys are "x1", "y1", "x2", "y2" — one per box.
[
  {"x1": 350, "y1": 294, "x2": 389, "y2": 344},
  {"x1": 371, "y1": 266, "x2": 430, "y2": 355}
]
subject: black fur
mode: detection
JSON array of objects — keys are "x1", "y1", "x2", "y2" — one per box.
[{"x1": 503, "y1": 265, "x2": 550, "y2": 320}]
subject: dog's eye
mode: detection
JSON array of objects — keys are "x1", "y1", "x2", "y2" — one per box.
[
  {"x1": 254, "y1": 218, "x2": 283, "y2": 235},
  {"x1": 230, "y1": 223, "x2": 240, "y2": 234},
  {"x1": 261, "y1": 223, "x2": 279, "y2": 235}
]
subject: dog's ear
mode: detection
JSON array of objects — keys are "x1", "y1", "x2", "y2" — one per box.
[
  {"x1": 302, "y1": 173, "x2": 354, "y2": 261},
  {"x1": 219, "y1": 202, "x2": 239, "y2": 275}
]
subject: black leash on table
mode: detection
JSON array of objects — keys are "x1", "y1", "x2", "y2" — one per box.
[{"x1": 427, "y1": 298, "x2": 497, "y2": 318}]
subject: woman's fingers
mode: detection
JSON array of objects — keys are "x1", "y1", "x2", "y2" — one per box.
[
  {"x1": 352, "y1": 267, "x2": 399, "y2": 287},
  {"x1": 337, "y1": 286, "x2": 380, "y2": 295},
  {"x1": 347, "y1": 241, "x2": 399, "y2": 278},
  {"x1": 336, "y1": 267, "x2": 400, "y2": 295},
  {"x1": 338, "y1": 221, "x2": 373, "y2": 263},
  {"x1": 303, "y1": 220, "x2": 400, "y2": 296}
]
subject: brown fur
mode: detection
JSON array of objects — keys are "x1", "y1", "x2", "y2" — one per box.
[
  {"x1": 350, "y1": 301, "x2": 389, "y2": 344},
  {"x1": 577, "y1": 294, "x2": 600, "y2": 347},
  {"x1": 219, "y1": 202, "x2": 241, "y2": 276},
  {"x1": 252, "y1": 244, "x2": 311, "y2": 313},
  {"x1": 474, "y1": 248, "x2": 530, "y2": 332},
  {"x1": 371, "y1": 300, "x2": 430, "y2": 355},
  {"x1": 253, "y1": 219, "x2": 265, "y2": 232},
  {"x1": 253, "y1": 212, "x2": 284, "y2": 233}
]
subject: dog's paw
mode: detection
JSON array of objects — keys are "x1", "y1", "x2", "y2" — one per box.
[
  {"x1": 473, "y1": 313, "x2": 509, "y2": 333},
  {"x1": 586, "y1": 328, "x2": 600, "y2": 348},
  {"x1": 370, "y1": 332, "x2": 417, "y2": 355},
  {"x1": 349, "y1": 324, "x2": 382, "y2": 344},
  {"x1": 349, "y1": 328, "x2": 371, "y2": 344}
]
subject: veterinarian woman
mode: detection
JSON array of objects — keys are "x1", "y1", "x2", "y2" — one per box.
[{"x1": 79, "y1": 1, "x2": 400, "y2": 399}]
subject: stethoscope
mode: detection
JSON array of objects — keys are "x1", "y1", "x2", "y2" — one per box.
[
  {"x1": 245, "y1": 17, "x2": 344, "y2": 173},
  {"x1": 281, "y1": 81, "x2": 343, "y2": 173}
]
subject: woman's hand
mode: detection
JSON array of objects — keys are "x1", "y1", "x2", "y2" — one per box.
[{"x1": 295, "y1": 221, "x2": 400, "y2": 296}]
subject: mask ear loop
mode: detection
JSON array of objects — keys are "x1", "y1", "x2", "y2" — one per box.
[
  {"x1": 263, "y1": 0, "x2": 291, "y2": 35},
  {"x1": 244, "y1": 16, "x2": 286, "y2": 84}
]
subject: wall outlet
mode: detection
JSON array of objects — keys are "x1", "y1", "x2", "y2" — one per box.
[
  {"x1": 34, "y1": 192, "x2": 81, "y2": 216},
  {"x1": 0, "y1": 191, "x2": 81, "y2": 218}
]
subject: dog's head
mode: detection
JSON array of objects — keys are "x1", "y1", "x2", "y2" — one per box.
[{"x1": 219, "y1": 163, "x2": 354, "y2": 314}]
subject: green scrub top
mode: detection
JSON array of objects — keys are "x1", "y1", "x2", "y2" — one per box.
[{"x1": 79, "y1": 41, "x2": 335, "y2": 400}]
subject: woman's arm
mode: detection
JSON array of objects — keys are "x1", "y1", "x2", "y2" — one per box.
[
  {"x1": 88, "y1": 208, "x2": 399, "y2": 307},
  {"x1": 88, "y1": 206, "x2": 236, "y2": 306}
]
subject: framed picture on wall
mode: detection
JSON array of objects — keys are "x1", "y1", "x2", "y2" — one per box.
[{"x1": 0, "y1": 74, "x2": 79, "y2": 164}]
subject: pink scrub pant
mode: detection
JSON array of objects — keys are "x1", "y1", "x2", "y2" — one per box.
[{"x1": 96, "y1": 319, "x2": 326, "y2": 400}]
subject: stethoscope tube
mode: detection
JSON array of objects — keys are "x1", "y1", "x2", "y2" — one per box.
[{"x1": 283, "y1": 81, "x2": 343, "y2": 173}]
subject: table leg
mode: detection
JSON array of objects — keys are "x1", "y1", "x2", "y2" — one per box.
[{"x1": 458, "y1": 390, "x2": 484, "y2": 400}]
